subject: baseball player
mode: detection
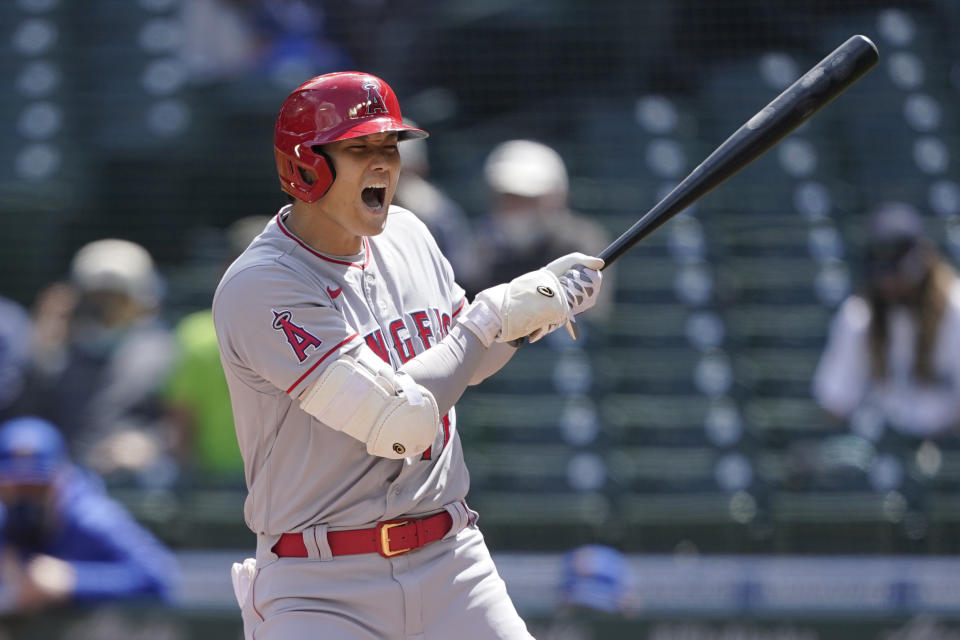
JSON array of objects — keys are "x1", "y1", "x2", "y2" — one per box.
[{"x1": 213, "y1": 71, "x2": 605, "y2": 639}]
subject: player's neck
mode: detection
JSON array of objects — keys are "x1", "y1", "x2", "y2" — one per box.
[{"x1": 286, "y1": 202, "x2": 364, "y2": 256}]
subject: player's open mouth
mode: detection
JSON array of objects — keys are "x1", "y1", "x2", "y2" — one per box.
[{"x1": 361, "y1": 185, "x2": 386, "y2": 210}]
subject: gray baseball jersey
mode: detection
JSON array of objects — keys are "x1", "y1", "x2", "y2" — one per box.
[{"x1": 213, "y1": 205, "x2": 469, "y2": 537}]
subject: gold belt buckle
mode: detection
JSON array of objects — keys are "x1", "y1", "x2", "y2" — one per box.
[{"x1": 379, "y1": 520, "x2": 412, "y2": 557}]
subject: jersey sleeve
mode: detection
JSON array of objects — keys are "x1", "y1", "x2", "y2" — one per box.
[
  {"x1": 444, "y1": 251, "x2": 468, "y2": 321},
  {"x1": 213, "y1": 265, "x2": 361, "y2": 397}
]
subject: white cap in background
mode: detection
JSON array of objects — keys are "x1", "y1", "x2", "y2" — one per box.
[
  {"x1": 70, "y1": 239, "x2": 161, "y2": 307},
  {"x1": 483, "y1": 139, "x2": 569, "y2": 199}
]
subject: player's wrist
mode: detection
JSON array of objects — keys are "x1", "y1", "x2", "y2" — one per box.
[{"x1": 458, "y1": 296, "x2": 503, "y2": 348}]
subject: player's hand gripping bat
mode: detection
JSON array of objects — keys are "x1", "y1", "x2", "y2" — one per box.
[{"x1": 598, "y1": 34, "x2": 879, "y2": 268}]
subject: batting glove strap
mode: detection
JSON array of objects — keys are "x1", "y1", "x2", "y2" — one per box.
[
  {"x1": 458, "y1": 295, "x2": 504, "y2": 348},
  {"x1": 559, "y1": 265, "x2": 603, "y2": 316}
]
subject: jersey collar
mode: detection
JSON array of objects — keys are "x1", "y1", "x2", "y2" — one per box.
[{"x1": 276, "y1": 210, "x2": 371, "y2": 269}]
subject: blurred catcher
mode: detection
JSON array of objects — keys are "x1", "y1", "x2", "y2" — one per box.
[{"x1": 0, "y1": 416, "x2": 177, "y2": 613}]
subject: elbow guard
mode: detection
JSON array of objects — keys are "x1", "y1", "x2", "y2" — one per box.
[{"x1": 299, "y1": 351, "x2": 440, "y2": 459}]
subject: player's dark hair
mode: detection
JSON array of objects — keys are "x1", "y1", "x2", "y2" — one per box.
[{"x1": 868, "y1": 257, "x2": 955, "y2": 381}]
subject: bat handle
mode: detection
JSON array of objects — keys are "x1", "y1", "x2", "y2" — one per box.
[{"x1": 598, "y1": 238, "x2": 629, "y2": 269}]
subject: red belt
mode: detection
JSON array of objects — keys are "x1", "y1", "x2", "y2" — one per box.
[{"x1": 272, "y1": 511, "x2": 454, "y2": 559}]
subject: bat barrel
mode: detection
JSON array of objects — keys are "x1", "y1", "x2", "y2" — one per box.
[{"x1": 599, "y1": 35, "x2": 878, "y2": 268}]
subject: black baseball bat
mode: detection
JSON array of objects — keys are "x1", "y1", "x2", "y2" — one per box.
[{"x1": 598, "y1": 34, "x2": 879, "y2": 268}]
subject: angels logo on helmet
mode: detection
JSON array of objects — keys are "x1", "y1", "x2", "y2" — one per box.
[{"x1": 351, "y1": 81, "x2": 389, "y2": 119}]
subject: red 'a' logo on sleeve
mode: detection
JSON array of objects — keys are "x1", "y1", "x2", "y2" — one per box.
[{"x1": 272, "y1": 310, "x2": 322, "y2": 362}]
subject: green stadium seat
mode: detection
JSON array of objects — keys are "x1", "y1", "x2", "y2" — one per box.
[
  {"x1": 610, "y1": 255, "x2": 683, "y2": 305},
  {"x1": 768, "y1": 489, "x2": 900, "y2": 551},
  {"x1": 724, "y1": 304, "x2": 830, "y2": 349},
  {"x1": 456, "y1": 392, "x2": 567, "y2": 443},
  {"x1": 464, "y1": 443, "x2": 576, "y2": 492},
  {"x1": 607, "y1": 445, "x2": 718, "y2": 492},
  {"x1": 467, "y1": 490, "x2": 613, "y2": 550},
  {"x1": 617, "y1": 491, "x2": 738, "y2": 526},
  {"x1": 601, "y1": 393, "x2": 710, "y2": 446},
  {"x1": 720, "y1": 256, "x2": 823, "y2": 305},
  {"x1": 594, "y1": 346, "x2": 702, "y2": 395},
  {"x1": 710, "y1": 213, "x2": 814, "y2": 258},
  {"x1": 603, "y1": 303, "x2": 690, "y2": 347}
]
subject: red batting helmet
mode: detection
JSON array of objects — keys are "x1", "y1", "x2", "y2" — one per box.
[{"x1": 274, "y1": 71, "x2": 428, "y2": 203}]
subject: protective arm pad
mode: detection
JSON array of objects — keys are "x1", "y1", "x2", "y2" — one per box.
[{"x1": 299, "y1": 352, "x2": 440, "y2": 459}]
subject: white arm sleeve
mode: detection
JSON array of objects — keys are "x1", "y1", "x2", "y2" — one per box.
[
  {"x1": 400, "y1": 325, "x2": 516, "y2": 415},
  {"x1": 469, "y1": 342, "x2": 517, "y2": 386}
]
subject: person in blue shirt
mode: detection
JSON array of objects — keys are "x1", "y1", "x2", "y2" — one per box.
[
  {"x1": 0, "y1": 416, "x2": 178, "y2": 613},
  {"x1": 0, "y1": 294, "x2": 32, "y2": 422}
]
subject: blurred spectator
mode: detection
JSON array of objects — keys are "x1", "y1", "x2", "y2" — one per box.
[
  {"x1": 163, "y1": 216, "x2": 270, "y2": 486},
  {"x1": 179, "y1": 0, "x2": 261, "y2": 83},
  {"x1": 0, "y1": 295, "x2": 32, "y2": 422},
  {"x1": 164, "y1": 311, "x2": 241, "y2": 486},
  {"x1": 469, "y1": 139, "x2": 613, "y2": 316},
  {"x1": 19, "y1": 240, "x2": 178, "y2": 486},
  {"x1": 180, "y1": 0, "x2": 352, "y2": 87},
  {"x1": 559, "y1": 545, "x2": 637, "y2": 616},
  {"x1": 0, "y1": 416, "x2": 178, "y2": 613},
  {"x1": 530, "y1": 544, "x2": 637, "y2": 639},
  {"x1": 250, "y1": 0, "x2": 353, "y2": 86},
  {"x1": 394, "y1": 120, "x2": 483, "y2": 288},
  {"x1": 813, "y1": 202, "x2": 960, "y2": 438}
]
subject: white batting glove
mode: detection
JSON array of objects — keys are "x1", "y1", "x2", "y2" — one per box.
[
  {"x1": 462, "y1": 271, "x2": 568, "y2": 346},
  {"x1": 458, "y1": 253, "x2": 604, "y2": 346},
  {"x1": 231, "y1": 557, "x2": 257, "y2": 610},
  {"x1": 527, "y1": 253, "x2": 604, "y2": 342}
]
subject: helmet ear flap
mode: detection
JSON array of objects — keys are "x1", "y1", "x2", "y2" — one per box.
[
  {"x1": 275, "y1": 147, "x2": 336, "y2": 203},
  {"x1": 307, "y1": 147, "x2": 335, "y2": 202}
]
